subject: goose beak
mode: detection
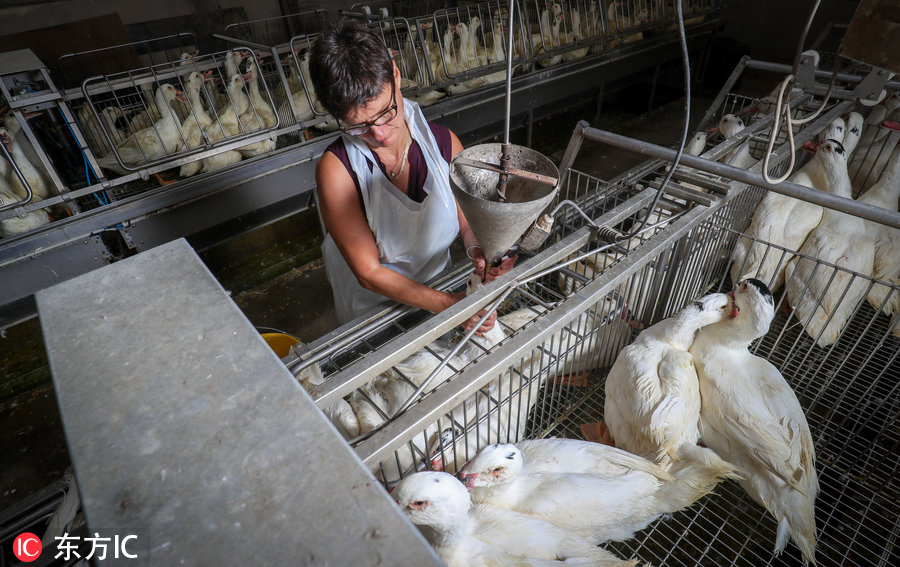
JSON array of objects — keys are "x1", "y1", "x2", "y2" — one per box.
[
  {"x1": 728, "y1": 291, "x2": 739, "y2": 318},
  {"x1": 456, "y1": 466, "x2": 477, "y2": 489},
  {"x1": 707, "y1": 125, "x2": 720, "y2": 133},
  {"x1": 884, "y1": 121, "x2": 900, "y2": 132},
  {"x1": 174, "y1": 89, "x2": 187, "y2": 102},
  {"x1": 801, "y1": 140, "x2": 821, "y2": 154}
]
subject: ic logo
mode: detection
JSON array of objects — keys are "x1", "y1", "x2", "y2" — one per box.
[{"x1": 13, "y1": 532, "x2": 42, "y2": 562}]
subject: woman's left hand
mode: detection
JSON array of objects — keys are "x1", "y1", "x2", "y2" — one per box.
[{"x1": 468, "y1": 246, "x2": 517, "y2": 283}]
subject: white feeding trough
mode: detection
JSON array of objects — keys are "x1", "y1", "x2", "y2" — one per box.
[{"x1": 449, "y1": 144, "x2": 559, "y2": 265}]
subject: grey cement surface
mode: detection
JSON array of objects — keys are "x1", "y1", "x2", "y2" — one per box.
[{"x1": 35, "y1": 239, "x2": 442, "y2": 566}]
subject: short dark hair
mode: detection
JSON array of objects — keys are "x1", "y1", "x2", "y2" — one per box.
[{"x1": 309, "y1": 19, "x2": 394, "y2": 123}]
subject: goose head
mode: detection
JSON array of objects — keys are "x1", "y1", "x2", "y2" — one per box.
[
  {"x1": 686, "y1": 131, "x2": 708, "y2": 156},
  {"x1": 815, "y1": 138, "x2": 847, "y2": 167},
  {"x1": 818, "y1": 117, "x2": 845, "y2": 144},
  {"x1": 729, "y1": 279, "x2": 775, "y2": 339},
  {"x1": 842, "y1": 112, "x2": 864, "y2": 155},
  {"x1": 684, "y1": 292, "x2": 734, "y2": 326},
  {"x1": 0, "y1": 126, "x2": 12, "y2": 153},
  {"x1": 457, "y1": 443, "x2": 523, "y2": 489},
  {"x1": 392, "y1": 471, "x2": 470, "y2": 530},
  {"x1": 156, "y1": 83, "x2": 186, "y2": 109},
  {"x1": 468, "y1": 15, "x2": 481, "y2": 35},
  {"x1": 717, "y1": 113, "x2": 745, "y2": 138},
  {"x1": 185, "y1": 71, "x2": 205, "y2": 97}
]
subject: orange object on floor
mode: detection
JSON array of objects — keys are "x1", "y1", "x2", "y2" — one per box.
[
  {"x1": 581, "y1": 421, "x2": 615, "y2": 446},
  {"x1": 552, "y1": 373, "x2": 590, "y2": 387},
  {"x1": 153, "y1": 170, "x2": 178, "y2": 186}
]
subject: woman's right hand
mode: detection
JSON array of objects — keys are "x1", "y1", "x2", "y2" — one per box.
[{"x1": 446, "y1": 290, "x2": 497, "y2": 336}]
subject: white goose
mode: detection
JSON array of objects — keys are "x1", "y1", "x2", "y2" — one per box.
[
  {"x1": 77, "y1": 105, "x2": 127, "y2": 157},
  {"x1": 0, "y1": 183, "x2": 50, "y2": 236},
  {"x1": 685, "y1": 131, "x2": 708, "y2": 156},
  {"x1": 178, "y1": 71, "x2": 214, "y2": 178},
  {"x1": 851, "y1": 95, "x2": 900, "y2": 194},
  {"x1": 459, "y1": 442, "x2": 732, "y2": 544},
  {"x1": 717, "y1": 114, "x2": 756, "y2": 169},
  {"x1": 784, "y1": 140, "x2": 875, "y2": 347},
  {"x1": 0, "y1": 125, "x2": 55, "y2": 200},
  {"x1": 536, "y1": 12, "x2": 564, "y2": 68},
  {"x1": 691, "y1": 279, "x2": 818, "y2": 565},
  {"x1": 478, "y1": 22, "x2": 507, "y2": 87},
  {"x1": 238, "y1": 54, "x2": 277, "y2": 158},
  {"x1": 604, "y1": 293, "x2": 739, "y2": 472},
  {"x1": 608, "y1": 0, "x2": 647, "y2": 47},
  {"x1": 200, "y1": 73, "x2": 248, "y2": 173},
  {"x1": 561, "y1": 10, "x2": 590, "y2": 62},
  {"x1": 857, "y1": 139, "x2": 900, "y2": 315},
  {"x1": 428, "y1": 292, "x2": 634, "y2": 475},
  {"x1": 731, "y1": 139, "x2": 848, "y2": 292},
  {"x1": 393, "y1": 471, "x2": 637, "y2": 567},
  {"x1": 96, "y1": 84, "x2": 185, "y2": 176}
]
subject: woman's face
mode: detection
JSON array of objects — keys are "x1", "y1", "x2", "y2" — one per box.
[{"x1": 343, "y1": 65, "x2": 405, "y2": 148}]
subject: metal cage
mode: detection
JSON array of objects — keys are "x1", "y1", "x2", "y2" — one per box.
[
  {"x1": 429, "y1": 1, "x2": 531, "y2": 91},
  {"x1": 286, "y1": 53, "x2": 900, "y2": 566},
  {"x1": 78, "y1": 47, "x2": 280, "y2": 187},
  {"x1": 526, "y1": 0, "x2": 607, "y2": 67}
]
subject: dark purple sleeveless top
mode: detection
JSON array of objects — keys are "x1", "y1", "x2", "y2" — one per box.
[{"x1": 325, "y1": 122, "x2": 453, "y2": 204}]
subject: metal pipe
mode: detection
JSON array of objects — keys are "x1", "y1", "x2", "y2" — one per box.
[
  {"x1": 503, "y1": 0, "x2": 515, "y2": 147},
  {"x1": 496, "y1": 0, "x2": 517, "y2": 200},
  {"x1": 580, "y1": 126, "x2": 900, "y2": 229},
  {"x1": 746, "y1": 59, "x2": 900, "y2": 90}
]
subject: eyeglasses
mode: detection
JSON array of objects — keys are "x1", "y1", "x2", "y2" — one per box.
[{"x1": 340, "y1": 81, "x2": 398, "y2": 137}]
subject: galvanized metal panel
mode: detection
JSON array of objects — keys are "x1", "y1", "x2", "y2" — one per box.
[{"x1": 36, "y1": 239, "x2": 443, "y2": 567}]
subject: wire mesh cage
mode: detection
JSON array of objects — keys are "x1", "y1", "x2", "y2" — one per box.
[
  {"x1": 345, "y1": 1, "x2": 397, "y2": 21},
  {"x1": 604, "y1": 0, "x2": 667, "y2": 41},
  {"x1": 217, "y1": 10, "x2": 337, "y2": 135},
  {"x1": 682, "y1": 0, "x2": 718, "y2": 21},
  {"x1": 600, "y1": 217, "x2": 900, "y2": 567},
  {"x1": 525, "y1": 0, "x2": 606, "y2": 67},
  {"x1": 342, "y1": 146, "x2": 899, "y2": 567},
  {"x1": 0, "y1": 59, "x2": 98, "y2": 223},
  {"x1": 77, "y1": 46, "x2": 280, "y2": 194},
  {"x1": 429, "y1": 1, "x2": 530, "y2": 93},
  {"x1": 288, "y1": 54, "x2": 900, "y2": 563}
]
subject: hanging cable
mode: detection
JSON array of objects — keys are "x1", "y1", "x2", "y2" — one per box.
[
  {"x1": 625, "y1": 0, "x2": 690, "y2": 240},
  {"x1": 760, "y1": 0, "x2": 838, "y2": 185}
]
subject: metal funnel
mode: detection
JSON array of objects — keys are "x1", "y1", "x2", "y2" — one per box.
[{"x1": 450, "y1": 143, "x2": 559, "y2": 264}]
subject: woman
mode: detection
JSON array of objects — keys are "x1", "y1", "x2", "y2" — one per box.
[{"x1": 310, "y1": 19, "x2": 511, "y2": 330}]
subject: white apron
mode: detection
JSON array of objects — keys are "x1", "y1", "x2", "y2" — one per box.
[{"x1": 322, "y1": 99, "x2": 460, "y2": 324}]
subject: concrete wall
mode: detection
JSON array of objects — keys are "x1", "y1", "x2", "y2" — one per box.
[
  {"x1": 0, "y1": 1, "x2": 865, "y2": 65},
  {"x1": 0, "y1": 0, "x2": 359, "y2": 38},
  {"x1": 0, "y1": 1, "x2": 281, "y2": 35}
]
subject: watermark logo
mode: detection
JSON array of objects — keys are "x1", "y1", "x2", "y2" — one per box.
[
  {"x1": 56, "y1": 533, "x2": 139, "y2": 561},
  {"x1": 12, "y1": 531, "x2": 140, "y2": 562},
  {"x1": 12, "y1": 532, "x2": 42, "y2": 562}
]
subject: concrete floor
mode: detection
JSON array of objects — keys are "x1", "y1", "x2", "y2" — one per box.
[{"x1": 0, "y1": 78, "x2": 718, "y2": 514}]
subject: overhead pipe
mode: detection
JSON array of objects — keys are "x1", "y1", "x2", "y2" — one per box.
[{"x1": 578, "y1": 125, "x2": 900, "y2": 230}]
